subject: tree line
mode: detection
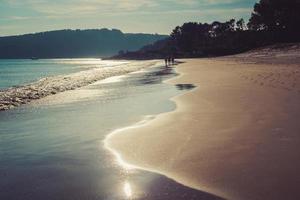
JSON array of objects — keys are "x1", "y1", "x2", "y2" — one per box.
[{"x1": 112, "y1": 0, "x2": 300, "y2": 59}]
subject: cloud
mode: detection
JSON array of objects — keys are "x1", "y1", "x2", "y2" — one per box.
[
  {"x1": 1, "y1": 0, "x2": 252, "y2": 22},
  {"x1": 171, "y1": 0, "x2": 199, "y2": 5},
  {"x1": 203, "y1": 0, "x2": 239, "y2": 4},
  {"x1": 4, "y1": 0, "x2": 244, "y2": 16},
  {"x1": 1, "y1": 0, "x2": 254, "y2": 35},
  {"x1": 171, "y1": 0, "x2": 241, "y2": 5},
  {"x1": 9, "y1": 16, "x2": 32, "y2": 20},
  {"x1": 0, "y1": 16, "x2": 31, "y2": 21},
  {"x1": 5, "y1": 0, "x2": 159, "y2": 15}
]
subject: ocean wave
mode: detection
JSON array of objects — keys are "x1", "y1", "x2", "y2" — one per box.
[{"x1": 0, "y1": 60, "x2": 160, "y2": 111}]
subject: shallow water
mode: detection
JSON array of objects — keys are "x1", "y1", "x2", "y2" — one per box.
[
  {"x1": 0, "y1": 63, "x2": 223, "y2": 200},
  {"x1": 0, "y1": 59, "x2": 128, "y2": 89}
]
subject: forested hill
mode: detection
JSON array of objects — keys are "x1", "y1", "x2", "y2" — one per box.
[
  {"x1": 110, "y1": 0, "x2": 300, "y2": 60},
  {"x1": 0, "y1": 29, "x2": 167, "y2": 58}
]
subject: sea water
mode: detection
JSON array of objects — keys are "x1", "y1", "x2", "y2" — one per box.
[
  {"x1": 0, "y1": 59, "x2": 223, "y2": 200},
  {"x1": 0, "y1": 59, "x2": 128, "y2": 90}
]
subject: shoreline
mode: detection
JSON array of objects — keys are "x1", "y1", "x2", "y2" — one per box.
[
  {"x1": 104, "y1": 62, "x2": 225, "y2": 198},
  {"x1": 105, "y1": 56, "x2": 300, "y2": 200},
  {"x1": 2, "y1": 61, "x2": 215, "y2": 200},
  {"x1": 103, "y1": 63, "x2": 189, "y2": 171}
]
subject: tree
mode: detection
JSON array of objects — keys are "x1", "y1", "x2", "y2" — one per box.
[
  {"x1": 170, "y1": 23, "x2": 201, "y2": 53},
  {"x1": 211, "y1": 19, "x2": 236, "y2": 37},
  {"x1": 227, "y1": 19, "x2": 236, "y2": 32},
  {"x1": 236, "y1": 18, "x2": 246, "y2": 31},
  {"x1": 248, "y1": 0, "x2": 300, "y2": 32}
]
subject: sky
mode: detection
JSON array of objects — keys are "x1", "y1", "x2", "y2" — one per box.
[{"x1": 0, "y1": 0, "x2": 258, "y2": 36}]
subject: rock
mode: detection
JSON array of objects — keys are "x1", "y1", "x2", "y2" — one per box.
[
  {"x1": 0, "y1": 101, "x2": 10, "y2": 105},
  {"x1": 11, "y1": 102, "x2": 20, "y2": 106},
  {"x1": 8, "y1": 105, "x2": 14, "y2": 109},
  {"x1": 13, "y1": 97, "x2": 22, "y2": 103}
]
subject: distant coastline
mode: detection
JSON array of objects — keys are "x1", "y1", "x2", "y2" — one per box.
[{"x1": 0, "y1": 29, "x2": 167, "y2": 59}]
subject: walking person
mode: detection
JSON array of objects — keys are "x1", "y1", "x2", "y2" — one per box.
[
  {"x1": 164, "y1": 57, "x2": 168, "y2": 67},
  {"x1": 168, "y1": 57, "x2": 171, "y2": 66}
]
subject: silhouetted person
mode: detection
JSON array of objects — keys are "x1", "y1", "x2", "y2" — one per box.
[
  {"x1": 168, "y1": 57, "x2": 171, "y2": 66},
  {"x1": 171, "y1": 57, "x2": 175, "y2": 65},
  {"x1": 164, "y1": 58, "x2": 168, "y2": 67}
]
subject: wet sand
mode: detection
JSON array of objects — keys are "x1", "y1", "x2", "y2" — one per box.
[
  {"x1": 0, "y1": 64, "x2": 224, "y2": 200},
  {"x1": 106, "y1": 46, "x2": 300, "y2": 200}
]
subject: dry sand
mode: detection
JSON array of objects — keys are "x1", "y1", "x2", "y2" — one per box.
[{"x1": 106, "y1": 45, "x2": 300, "y2": 200}]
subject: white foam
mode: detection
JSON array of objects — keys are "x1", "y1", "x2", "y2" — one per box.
[{"x1": 91, "y1": 75, "x2": 127, "y2": 85}]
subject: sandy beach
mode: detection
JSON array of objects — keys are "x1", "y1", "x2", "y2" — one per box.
[{"x1": 106, "y1": 45, "x2": 300, "y2": 200}]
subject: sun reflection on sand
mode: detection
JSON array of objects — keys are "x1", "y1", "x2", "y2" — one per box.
[
  {"x1": 103, "y1": 139, "x2": 136, "y2": 171},
  {"x1": 124, "y1": 181, "x2": 133, "y2": 198},
  {"x1": 103, "y1": 117, "x2": 163, "y2": 199},
  {"x1": 103, "y1": 119, "x2": 154, "y2": 172}
]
